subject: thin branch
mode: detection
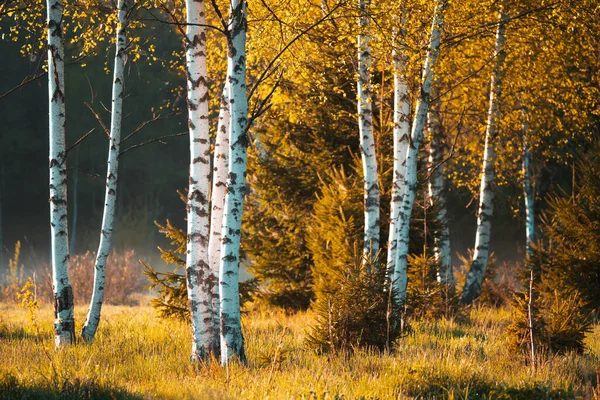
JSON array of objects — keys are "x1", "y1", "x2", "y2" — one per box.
[
  {"x1": 84, "y1": 102, "x2": 110, "y2": 137},
  {"x1": 0, "y1": 72, "x2": 45, "y2": 101},
  {"x1": 432, "y1": 54, "x2": 496, "y2": 104},
  {"x1": 66, "y1": 128, "x2": 96, "y2": 154},
  {"x1": 119, "y1": 132, "x2": 186, "y2": 158},
  {"x1": 246, "y1": 70, "x2": 284, "y2": 140},
  {"x1": 120, "y1": 111, "x2": 177, "y2": 144},
  {"x1": 65, "y1": 168, "x2": 103, "y2": 181},
  {"x1": 247, "y1": 0, "x2": 347, "y2": 103},
  {"x1": 138, "y1": 1, "x2": 227, "y2": 35},
  {"x1": 209, "y1": 0, "x2": 230, "y2": 40},
  {"x1": 443, "y1": 1, "x2": 562, "y2": 48},
  {"x1": 423, "y1": 108, "x2": 466, "y2": 182}
]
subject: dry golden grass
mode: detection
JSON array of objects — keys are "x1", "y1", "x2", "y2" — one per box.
[{"x1": 0, "y1": 303, "x2": 598, "y2": 399}]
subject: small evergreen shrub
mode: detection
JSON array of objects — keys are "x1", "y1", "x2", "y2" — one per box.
[
  {"x1": 406, "y1": 253, "x2": 464, "y2": 321},
  {"x1": 306, "y1": 254, "x2": 400, "y2": 353},
  {"x1": 306, "y1": 166, "x2": 364, "y2": 300},
  {"x1": 507, "y1": 143, "x2": 600, "y2": 355},
  {"x1": 143, "y1": 219, "x2": 258, "y2": 321},
  {"x1": 507, "y1": 254, "x2": 592, "y2": 354},
  {"x1": 531, "y1": 146, "x2": 600, "y2": 311}
]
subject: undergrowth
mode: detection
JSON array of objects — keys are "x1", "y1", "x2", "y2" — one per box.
[{"x1": 0, "y1": 304, "x2": 598, "y2": 399}]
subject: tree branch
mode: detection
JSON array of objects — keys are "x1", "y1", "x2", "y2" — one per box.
[
  {"x1": 66, "y1": 128, "x2": 96, "y2": 155},
  {"x1": 84, "y1": 102, "x2": 110, "y2": 138},
  {"x1": 119, "y1": 132, "x2": 186, "y2": 158}
]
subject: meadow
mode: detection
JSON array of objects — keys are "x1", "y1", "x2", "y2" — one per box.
[{"x1": 0, "y1": 302, "x2": 598, "y2": 399}]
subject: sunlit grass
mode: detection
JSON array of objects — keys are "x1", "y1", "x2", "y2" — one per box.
[{"x1": 0, "y1": 303, "x2": 598, "y2": 399}]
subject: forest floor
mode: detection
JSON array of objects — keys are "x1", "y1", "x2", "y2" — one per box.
[{"x1": 0, "y1": 303, "x2": 599, "y2": 399}]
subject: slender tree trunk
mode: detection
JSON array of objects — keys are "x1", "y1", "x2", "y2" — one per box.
[
  {"x1": 219, "y1": 0, "x2": 248, "y2": 365},
  {"x1": 391, "y1": 0, "x2": 446, "y2": 305},
  {"x1": 69, "y1": 150, "x2": 79, "y2": 255},
  {"x1": 357, "y1": 0, "x2": 380, "y2": 257},
  {"x1": 522, "y1": 108, "x2": 535, "y2": 257},
  {"x1": 184, "y1": 0, "x2": 219, "y2": 361},
  {"x1": 208, "y1": 83, "x2": 230, "y2": 348},
  {"x1": 460, "y1": 8, "x2": 507, "y2": 305},
  {"x1": 528, "y1": 268, "x2": 537, "y2": 369},
  {"x1": 80, "y1": 0, "x2": 131, "y2": 343},
  {"x1": 47, "y1": 0, "x2": 74, "y2": 347},
  {"x1": 387, "y1": 18, "x2": 411, "y2": 276},
  {"x1": 427, "y1": 95, "x2": 453, "y2": 285}
]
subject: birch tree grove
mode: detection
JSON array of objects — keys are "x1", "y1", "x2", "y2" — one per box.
[
  {"x1": 386, "y1": 17, "x2": 410, "y2": 276},
  {"x1": 460, "y1": 7, "x2": 507, "y2": 305},
  {"x1": 219, "y1": 0, "x2": 248, "y2": 365},
  {"x1": 47, "y1": 0, "x2": 74, "y2": 347},
  {"x1": 357, "y1": 0, "x2": 380, "y2": 257},
  {"x1": 81, "y1": 0, "x2": 132, "y2": 344},
  {"x1": 391, "y1": 0, "x2": 446, "y2": 305},
  {"x1": 427, "y1": 97, "x2": 453, "y2": 284},
  {"x1": 208, "y1": 84, "x2": 230, "y2": 345},
  {"x1": 184, "y1": 0, "x2": 219, "y2": 361}
]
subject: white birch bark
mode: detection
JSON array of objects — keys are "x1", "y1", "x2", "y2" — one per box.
[
  {"x1": 219, "y1": 0, "x2": 248, "y2": 365},
  {"x1": 81, "y1": 0, "x2": 131, "y2": 344},
  {"x1": 208, "y1": 83, "x2": 230, "y2": 344},
  {"x1": 522, "y1": 108, "x2": 535, "y2": 257},
  {"x1": 387, "y1": 18, "x2": 410, "y2": 276},
  {"x1": 47, "y1": 0, "x2": 74, "y2": 347},
  {"x1": 427, "y1": 96, "x2": 453, "y2": 285},
  {"x1": 357, "y1": 0, "x2": 380, "y2": 257},
  {"x1": 391, "y1": 0, "x2": 446, "y2": 305},
  {"x1": 185, "y1": 0, "x2": 219, "y2": 361},
  {"x1": 460, "y1": 8, "x2": 507, "y2": 305}
]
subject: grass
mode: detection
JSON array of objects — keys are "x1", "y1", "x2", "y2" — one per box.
[{"x1": 0, "y1": 302, "x2": 598, "y2": 399}]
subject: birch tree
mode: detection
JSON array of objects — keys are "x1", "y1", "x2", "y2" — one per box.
[
  {"x1": 47, "y1": 0, "x2": 74, "y2": 347},
  {"x1": 208, "y1": 84, "x2": 230, "y2": 344},
  {"x1": 427, "y1": 95, "x2": 453, "y2": 284},
  {"x1": 219, "y1": 0, "x2": 248, "y2": 365},
  {"x1": 391, "y1": 0, "x2": 446, "y2": 305},
  {"x1": 81, "y1": 0, "x2": 132, "y2": 344},
  {"x1": 357, "y1": 0, "x2": 380, "y2": 257},
  {"x1": 184, "y1": 0, "x2": 219, "y2": 361},
  {"x1": 386, "y1": 15, "x2": 410, "y2": 276},
  {"x1": 521, "y1": 108, "x2": 535, "y2": 257},
  {"x1": 461, "y1": 7, "x2": 507, "y2": 305}
]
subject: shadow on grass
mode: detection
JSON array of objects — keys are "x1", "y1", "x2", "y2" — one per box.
[
  {"x1": 0, "y1": 374, "x2": 143, "y2": 400},
  {"x1": 405, "y1": 378, "x2": 579, "y2": 400},
  {"x1": 0, "y1": 324, "x2": 51, "y2": 342}
]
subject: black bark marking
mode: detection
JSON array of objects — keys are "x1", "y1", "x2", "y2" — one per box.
[{"x1": 54, "y1": 285, "x2": 74, "y2": 315}]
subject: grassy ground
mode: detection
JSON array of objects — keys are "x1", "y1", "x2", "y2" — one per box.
[{"x1": 0, "y1": 303, "x2": 598, "y2": 399}]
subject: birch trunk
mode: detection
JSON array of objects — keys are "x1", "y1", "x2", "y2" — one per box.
[
  {"x1": 47, "y1": 0, "x2": 74, "y2": 347},
  {"x1": 184, "y1": 0, "x2": 219, "y2": 361},
  {"x1": 522, "y1": 108, "x2": 535, "y2": 257},
  {"x1": 460, "y1": 8, "x2": 507, "y2": 305},
  {"x1": 208, "y1": 83, "x2": 230, "y2": 345},
  {"x1": 391, "y1": 0, "x2": 446, "y2": 305},
  {"x1": 80, "y1": 0, "x2": 131, "y2": 343},
  {"x1": 427, "y1": 96, "x2": 453, "y2": 285},
  {"x1": 219, "y1": 0, "x2": 248, "y2": 365},
  {"x1": 387, "y1": 19, "x2": 410, "y2": 276},
  {"x1": 357, "y1": 0, "x2": 380, "y2": 257}
]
